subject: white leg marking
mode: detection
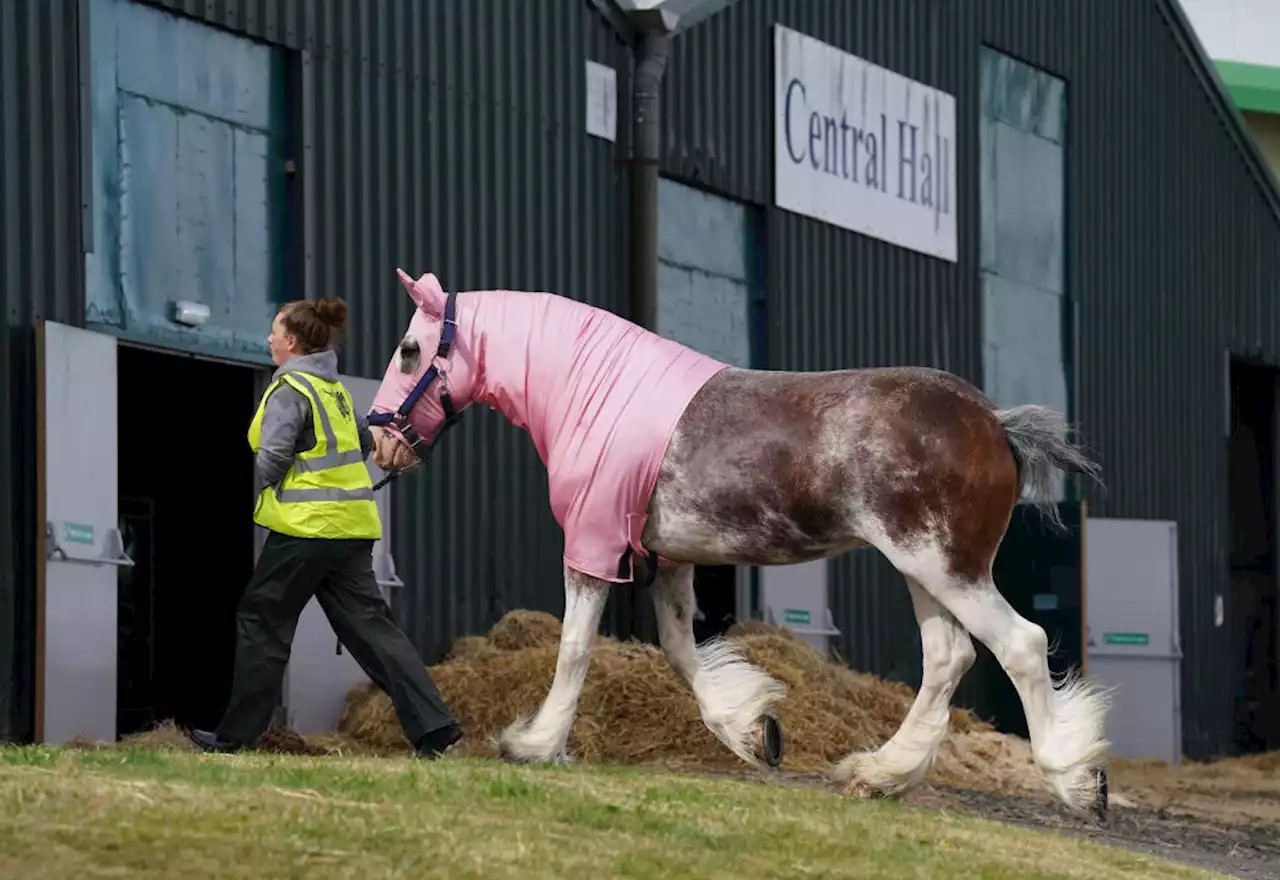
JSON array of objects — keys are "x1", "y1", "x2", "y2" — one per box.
[
  {"x1": 497, "y1": 565, "x2": 610, "y2": 763},
  {"x1": 651, "y1": 565, "x2": 788, "y2": 765},
  {"x1": 833, "y1": 577, "x2": 976, "y2": 796},
  {"x1": 883, "y1": 539, "x2": 1111, "y2": 813}
]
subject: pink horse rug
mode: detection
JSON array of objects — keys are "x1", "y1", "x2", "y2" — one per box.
[{"x1": 372, "y1": 272, "x2": 728, "y2": 583}]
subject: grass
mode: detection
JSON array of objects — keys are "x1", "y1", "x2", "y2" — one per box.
[{"x1": 0, "y1": 747, "x2": 1224, "y2": 880}]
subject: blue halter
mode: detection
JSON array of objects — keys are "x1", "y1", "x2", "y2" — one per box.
[{"x1": 366, "y1": 290, "x2": 464, "y2": 490}]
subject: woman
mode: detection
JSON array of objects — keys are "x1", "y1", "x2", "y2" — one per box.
[{"x1": 185, "y1": 298, "x2": 463, "y2": 758}]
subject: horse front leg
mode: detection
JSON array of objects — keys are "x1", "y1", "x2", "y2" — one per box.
[
  {"x1": 650, "y1": 563, "x2": 788, "y2": 767},
  {"x1": 497, "y1": 565, "x2": 609, "y2": 764}
]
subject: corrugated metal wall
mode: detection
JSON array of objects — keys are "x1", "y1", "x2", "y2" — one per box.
[
  {"x1": 0, "y1": 0, "x2": 87, "y2": 741},
  {"x1": 0, "y1": 0, "x2": 634, "y2": 738},
  {"x1": 10, "y1": 0, "x2": 1280, "y2": 759},
  {"x1": 662, "y1": 0, "x2": 1280, "y2": 758},
  {"x1": 130, "y1": 0, "x2": 638, "y2": 655}
]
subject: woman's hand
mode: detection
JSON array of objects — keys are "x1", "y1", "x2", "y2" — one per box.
[{"x1": 373, "y1": 428, "x2": 418, "y2": 471}]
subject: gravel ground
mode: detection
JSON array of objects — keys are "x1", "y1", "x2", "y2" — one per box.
[
  {"x1": 699, "y1": 766, "x2": 1280, "y2": 879},
  {"x1": 903, "y1": 783, "x2": 1280, "y2": 880}
]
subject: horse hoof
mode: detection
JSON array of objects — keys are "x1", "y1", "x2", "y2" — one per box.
[
  {"x1": 1093, "y1": 768, "x2": 1109, "y2": 822},
  {"x1": 841, "y1": 778, "x2": 887, "y2": 800},
  {"x1": 758, "y1": 715, "x2": 783, "y2": 768}
]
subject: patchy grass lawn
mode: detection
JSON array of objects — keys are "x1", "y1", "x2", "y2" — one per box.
[{"x1": 0, "y1": 747, "x2": 1224, "y2": 879}]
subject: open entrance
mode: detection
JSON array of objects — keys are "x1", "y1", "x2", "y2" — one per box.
[
  {"x1": 1228, "y1": 357, "x2": 1280, "y2": 753},
  {"x1": 692, "y1": 566, "x2": 741, "y2": 642},
  {"x1": 116, "y1": 345, "x2": 263, "y2": 737}
]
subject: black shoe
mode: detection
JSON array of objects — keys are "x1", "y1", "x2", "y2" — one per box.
[
  {"x1": 183, "y1": 726, "x2": 243, "y2": 754},
  {"x1": 414, "y1": 724, "x2": 463, "y2": 760}
]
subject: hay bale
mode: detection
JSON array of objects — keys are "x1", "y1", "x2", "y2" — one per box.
[
  {"x1": 933, "y1": 729, "x2": 1039, "y2": 794},
  {"x1": 447, "y1": 635, "x2": 495, "y2": 661},
  {"x1": 724, "y1": 619, "x2": 804, "y2": 642},
  {"x1": 336, "y1": 610, "x2": 1040, "y2": 795},
  {"x1": 120, "y1": 721, "x2": 197, "y2": 751},
  {"x1": 115, "y1": 719, "x2": 360, "y2": 757},
  {"x1": 338, "y1": 681, "x2": 416, "y2": 752},
  {"x1": 256, "y1": 726, "x2": 329, "y2": 756},
  {"x1": 487, "y1": 610, "x2": 563, "y2": 651}
]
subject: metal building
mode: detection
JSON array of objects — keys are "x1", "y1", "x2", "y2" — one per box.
[
  {"x1": 653, "y1": 0, "x2": 1280, "y2": 761},
  {"x1": 3, "y1": 0, "x2": 1280, "y2": 762},
  {"x1": 0, "y1": 0, "x2": 635, "y2": 744}
]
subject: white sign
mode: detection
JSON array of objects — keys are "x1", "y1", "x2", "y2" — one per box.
[
  {"x1": 774, "y1": 25, "x2": 957, "y2": 262},
  {"x1": 585, "y1": 60, "x2": 617, "y2": 143}
]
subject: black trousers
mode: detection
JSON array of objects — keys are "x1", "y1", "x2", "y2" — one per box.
[{"x1": 215, "y1": 531, "x2": 457, "y2": 747}]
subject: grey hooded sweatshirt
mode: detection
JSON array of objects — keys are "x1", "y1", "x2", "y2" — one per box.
[{"x1": 255, "y1": 349, "x2": 374, "y2": 489}]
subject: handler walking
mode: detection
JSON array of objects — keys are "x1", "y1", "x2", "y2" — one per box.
[{"x1": 186, "y1": 298, "x2": 462, "y2": 758}]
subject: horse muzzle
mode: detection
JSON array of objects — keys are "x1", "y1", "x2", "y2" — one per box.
[{"x1": 372, "y1": 427, "x2": 418, "y2": 471}]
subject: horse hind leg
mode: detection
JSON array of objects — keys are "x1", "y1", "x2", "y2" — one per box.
[
  {"x1": 883, "y1": 537, "x2": 1111, "y2": 817},
  {"x1": 650, "y1": 564, "x2": 787, "y2": 766},
  {"x1": 833, "y1": 576, "x2": 976, "y2": 798},
  {"x1": 497, "y1": 565, "x2": 610, "y2": 763}
]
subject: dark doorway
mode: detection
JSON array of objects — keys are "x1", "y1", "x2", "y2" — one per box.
[
  {"x1": 116, "y1": 345, "x2": 262, "y2": 737},
  {"x1": 958, "y1": 502, "x2": 1085, "y2": 739},
  {"x1": 692, "y1": 565, "x2": 739, "y2": 643},
  {"x1": 1228, "y1": 358, "x2": 1280, "y2": 753}
]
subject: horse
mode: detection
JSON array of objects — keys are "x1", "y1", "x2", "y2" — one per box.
[{"x1": 366, "y1": 268, "x2": 1110, "y2": 820}]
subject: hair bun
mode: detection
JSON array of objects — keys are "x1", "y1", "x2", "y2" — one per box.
[{"x1": 314, "y1": 298, "x2": 349, "y2": 330}]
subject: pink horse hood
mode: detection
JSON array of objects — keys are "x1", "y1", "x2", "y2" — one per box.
[{"x1": 371, "y1": 271, "x2": 728, "y2": 583}]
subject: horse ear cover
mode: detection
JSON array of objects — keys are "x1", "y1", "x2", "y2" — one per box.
[{"x1": 396, "y1": 268, "x2": 447, "y2": 318}]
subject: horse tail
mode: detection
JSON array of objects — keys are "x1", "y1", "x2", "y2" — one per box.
[{"x1": 994, "y1": 404, "x2": 1102, "y2": 531}]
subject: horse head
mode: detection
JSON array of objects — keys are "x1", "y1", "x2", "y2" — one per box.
[{"x1": 368, "y1": 268, "x2": 476, "y2": 472}]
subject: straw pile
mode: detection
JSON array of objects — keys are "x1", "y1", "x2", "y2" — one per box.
[
  {"x1": 73, "y1": 610, "x2": 1042, "y2": 797},
  {"x1": 336, "y1": 610, "x2": 1045, "y2": 795}
]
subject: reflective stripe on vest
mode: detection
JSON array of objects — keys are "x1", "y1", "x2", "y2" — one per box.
[{"x1": 248, "y1": 369, "x2": 381, "y2": 540}]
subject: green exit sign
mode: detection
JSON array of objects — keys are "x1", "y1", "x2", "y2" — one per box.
[
  {"x1": 64, "y1": 523, "x2": 94, "y2": 545},
  {"x1": 783, "y1": 608, "x2": 810, "y2": 626},
  {"x1": 1103, "y1": 632, "x2": 1149, "y2": 646}
]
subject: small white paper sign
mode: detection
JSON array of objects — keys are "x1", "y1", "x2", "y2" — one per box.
[{"x1": 585, "y1": 60, "x2": 617, "y2": 142}]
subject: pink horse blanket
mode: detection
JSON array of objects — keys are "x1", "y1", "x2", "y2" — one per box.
[{"x1": 374, "y1": 275, "x2": 728, "y2": 584}]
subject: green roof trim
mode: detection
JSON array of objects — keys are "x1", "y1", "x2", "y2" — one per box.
[{"x1": 1215, "y1": 60, "x2": 1280, "y2": 115}]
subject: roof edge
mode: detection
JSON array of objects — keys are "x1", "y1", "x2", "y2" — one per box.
[
  {"x1": 1215, "y1": 60, "x2": 1280, "y2": 115},
  {"x1": 1157, "y1": 0, "x2": 1280, "y2": 225},
  {"x1": 587, "y1": 0, "x2": 637, "y2": 44}
]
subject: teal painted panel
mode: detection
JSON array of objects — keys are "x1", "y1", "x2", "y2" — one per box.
[
  {"x1": 980, "y1": 47, "x2": 1069, "y2": 501},
  {"x1": 85, "y1": 0, "x2": 285, "y2": 361},
  {"x1": 657, "y1": 261, "x2": 753, "y2": 367},
  {"x1": 980, "y1": 48, "x2": 1067, "y2": 145},
  {"x1": 659, "y1": 178, "x2": 750, "y2": 281},
  {"x1": 657, "y1": 178, "x2": 753, "y2": 367},
  {"x1": 115, "y1": 0, "x2": 277, "y2": 131},
  {"x1": 981, "y1": 120, "x2": 1066, "y2": 295}
]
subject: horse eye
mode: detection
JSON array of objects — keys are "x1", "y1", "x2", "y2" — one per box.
[{"x1": 398, "y1": 336, "x2": 421, "y2": 374}]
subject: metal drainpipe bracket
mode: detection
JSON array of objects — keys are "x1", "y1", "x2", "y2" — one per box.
[{"x1": 623, "y1": 7, "x2": 681, "y2": 36}]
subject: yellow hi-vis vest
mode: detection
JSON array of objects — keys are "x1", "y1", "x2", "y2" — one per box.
[{"x1": 248, "y1": 370, "x2": 382, "y2": 540}]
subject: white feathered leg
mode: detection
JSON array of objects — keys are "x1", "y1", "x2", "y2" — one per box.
[
  {"x1": 834, "y1": 577, "x2": 976, "y2": 796},
  {"x1": 651, "y1": 564, "x2": 787, "y2": 765},
  {"x1": 879, "y1": 538, "x2": 1111, "y2": 815},
  {"x1": 498, "y1": 565, "x2": 610, "y2": 763}
]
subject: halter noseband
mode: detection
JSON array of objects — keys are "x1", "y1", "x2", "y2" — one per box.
[{"x1": 366, "y1": 290, "x2": 465, "y2": 490}]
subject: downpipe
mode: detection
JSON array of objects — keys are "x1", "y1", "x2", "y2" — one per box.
[{"x1": 629, "y1": 29, "x2": 672, "y2": 334}]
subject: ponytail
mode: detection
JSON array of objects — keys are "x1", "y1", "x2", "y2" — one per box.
[{"x1": 278, "y1": 298, "x2": 349, "y2": 352}]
